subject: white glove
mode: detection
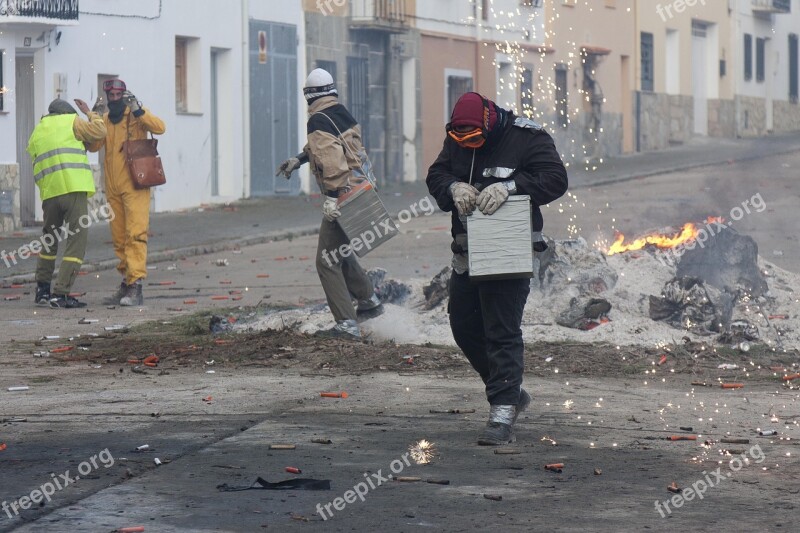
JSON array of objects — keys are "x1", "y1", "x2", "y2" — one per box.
[
  {"x1": 122, "y1": 91, "x2": 142, "y2": 112},
  {"x1": 322, "y1": 197, "x2": 341, "y2": 222},
  {"x1": 449, "y1": 182, "x2": 479, "y2": 216},
  {"x1": 275, "y1": 157, "x2": 301, "y2": 178},
  {"x1": 476, "y1": 182, "x2": 511, "y2": 215}
]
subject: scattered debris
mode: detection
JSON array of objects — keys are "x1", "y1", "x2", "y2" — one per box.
[
  {"x1": 422, "y1": 266, "x2": 451, "y2": 309},
  {"x1": 494, "y1": 449, "x2": 521, "y2": 455},
  {"x1": 483, "y1": 494, "x2": 503, "y2": 501},
  {"x1": 429, "y1": 409, "x2": 475, "y2": 414},
  {"x1": 758, "y1": 430, "x2": 778, "y2": 437},
  {"x1": 721, "y1": 383, "x2": 744, "y2": 389},
  {"x1": 676, "y1": 227, "x2": 768, "y2": 298},
  {"x1": 544, "y1": 463, "x2": 564, "y2": 473},
  {"x1": 394, "y1": 476, "x2": 421, "y2": 482},
  {"x1": 7, "y1": 386, "x2": 29, "y2": 392},
  {"x1": 667, "y1": 435, "x2": 697, "y2": 441},
  {"x1": 667, "y1": 482, "x2": 682, "y2": 494},
  {"x1": 649, "y1": 277, "x2": 732, "y2": 333},
  {"x1": 320, "y1": 392, "x2": 348, "y2": 399},
  {"x1": 269, "y1": 444, "x2": 296, "y2": 450},
  {"x1": 367, "y1": 268, "x2": 412, "y2": 305},
  {"x1": 217, "y1": 477, "x2": 331, "y2": 491},
  {"x1": 721, "y1": 438, "x2": 750, "y2": 444},
  {"x1": 556, "y1": 297, "x2": 612, "y2": 330},
  {"x1": 311, "y1": 438, "x2": 332, "y2": 445},
  {"x1": 594, "y1": 468, "x2": 602, "y2": 476},
  {"x1": 285, "y1": 467, "x2": 302, "y2": 474}
]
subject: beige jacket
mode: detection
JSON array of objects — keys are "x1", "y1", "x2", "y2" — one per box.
[{"x1": 304, "y1": 96, "x2": 368, "y2": 196}]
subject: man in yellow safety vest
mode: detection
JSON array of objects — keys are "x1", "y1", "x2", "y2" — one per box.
[{"x1": 27, "y1": 98, "x2": 107, "y2": 308}]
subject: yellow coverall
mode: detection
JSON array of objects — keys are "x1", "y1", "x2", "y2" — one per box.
[{"x1": 87, "y1": 107, "x2": 165, "y2": 284}]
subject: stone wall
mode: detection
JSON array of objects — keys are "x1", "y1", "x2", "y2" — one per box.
[
  {"x1": 773, "y1": 100, "x2": 800, "y2": 133},
  {"x1": 708, "y1": 99, "x2": 736, "y2": 138},
  {"x1": 735, "y1": 95, "x2": 767, "y2": 137},
  {"x1": 0, "y1": 164, "x2": 20, "y2": 232},
  {"x1": 636, "y1": 92, "x2": 695, "y2": 151}
]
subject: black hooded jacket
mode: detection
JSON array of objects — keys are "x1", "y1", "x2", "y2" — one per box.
[{"x1": 426, "y1": 109, "x2": 568, "y2": 246}]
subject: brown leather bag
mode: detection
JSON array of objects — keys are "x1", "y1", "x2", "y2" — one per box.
[{"x1": 123, "y1": 113, "x2": 166, "y2": 189}]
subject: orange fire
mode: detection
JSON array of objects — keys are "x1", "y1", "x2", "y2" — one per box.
[{"x1": 606, "y1": 217, "x2": 724, "y2": 256}]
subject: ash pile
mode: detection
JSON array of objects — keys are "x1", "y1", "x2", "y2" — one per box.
[{"x1": 421, "y1": 226, "x2": 797, "y2": 349}]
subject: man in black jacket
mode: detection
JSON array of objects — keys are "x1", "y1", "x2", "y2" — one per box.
[{"x1": 426, "y1": 92, "x2": 568, "y2": 445}]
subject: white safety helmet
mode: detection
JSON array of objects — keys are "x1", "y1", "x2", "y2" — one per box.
[{"x1": 303, "y1": 68, "x2": 337, "y2": 102}]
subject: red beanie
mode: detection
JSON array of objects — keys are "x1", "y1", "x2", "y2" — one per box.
[{"x1": 449, "y1": 92, "x2": 497, "y2": 130}]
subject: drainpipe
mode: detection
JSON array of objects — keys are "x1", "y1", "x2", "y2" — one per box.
[{"x1": 241, "y1": 0, "x2": 250, "y2": 199}]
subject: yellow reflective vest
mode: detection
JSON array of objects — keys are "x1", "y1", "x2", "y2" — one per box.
[{"x1": 27, "y1": 114, "x2": 95, "y2": 201}]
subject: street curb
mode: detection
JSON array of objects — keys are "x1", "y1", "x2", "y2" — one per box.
[
  {"x1": 571, "y1": 144, "x2": 800, "y2": 190},
  {"x1": 1, "y1": 225, "x2": 320, "y2": 284}
]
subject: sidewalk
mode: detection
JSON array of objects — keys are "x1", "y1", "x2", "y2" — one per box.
[{"x1": 3, "y1": 131, "x2": 800, "y2": 281}]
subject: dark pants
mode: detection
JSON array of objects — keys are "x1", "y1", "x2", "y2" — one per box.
[
  {"x1": 315, "y1": 218, "x2": 374, "y2": 322},
  {"x1": 35, "y1": 192, "x2": 89, "y2": 295},
  {"x1": 448, "y1": 272, "x2": 530, "y2": 405}
]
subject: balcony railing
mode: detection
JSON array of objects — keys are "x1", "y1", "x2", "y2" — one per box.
[
  {"x1": 0, "y1": 0, "x2": 79, "y2": 21},
  {"x1": 752, "y1": 0, "x2": 790, "y2": 14},
  {"x1": 350, "y1": 0, "x2": 410, "y2": 32}
]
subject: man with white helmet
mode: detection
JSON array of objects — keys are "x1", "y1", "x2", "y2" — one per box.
[{"x1": 276, "y1": 68, "x2": 383, "y2": 339}]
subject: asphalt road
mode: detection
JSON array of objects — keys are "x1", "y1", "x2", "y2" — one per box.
[{"x1": 1, "y1": 143, "x2": 799, "y2": 532}]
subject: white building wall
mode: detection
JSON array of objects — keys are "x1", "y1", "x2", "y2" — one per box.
[
  {"x1": 771, "y1": 3, "x2": 800, "y2": 102},
  {"x1": 0, "y1": 37, "x2": 16, "y2": 163},
  {"x1": 733, "y1": 0, "x2": 783, "y2": 99},
  {"x1": 3, "y1": 0, "x2": 307, "y2": 217}
]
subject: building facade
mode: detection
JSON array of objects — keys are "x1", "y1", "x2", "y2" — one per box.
[
  {"x1": 302, "y1": 0, "x2": 422, "y2": 184},
  {"x1": 635, "y1": 0, "x2": 800, "y2": 150},
  {"x1": 0, "y1": 0, "x2": 307, "y2": 230}
]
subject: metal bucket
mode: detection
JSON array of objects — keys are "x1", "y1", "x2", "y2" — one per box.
[{"x1": 336, "y1": 181, "x2": 398, "y2": 257}]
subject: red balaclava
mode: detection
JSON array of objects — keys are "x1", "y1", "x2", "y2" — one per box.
[{"x1": 447, "y1": 92, "x2": 498, "y2": 148}]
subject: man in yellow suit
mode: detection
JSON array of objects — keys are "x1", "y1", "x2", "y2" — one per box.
[
  {"x1": 87, "y1": 79, "x2": 165, "y2": 306},
  {"x1": 27, "y1": 98, "x2": 107, "y2": 308}
]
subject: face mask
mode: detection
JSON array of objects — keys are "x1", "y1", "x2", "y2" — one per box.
[
  {"x1": 108, "y1": 99, "x2": 126, "y2": 113},
  {"x1": 447, "y1": 127, "x2": 486, "y2": 149}
]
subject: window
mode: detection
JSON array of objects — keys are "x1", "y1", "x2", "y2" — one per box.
[
  {"x1": 521, "y1": 67, "x2": 534, "y2": 118},
  {"x1": 756, "y1": 37, "x2": 765, "y2": 83},
  {"x1": 481, "y1": 0, "x2": 489, "y2": 21},
  {"x1": 446, "y1": 74, "x2": 473, "y2": 119},
  {"x1": 790, "y1": 34, "x2": 799, "y2": 104},
  {"x1": 555, "y1": 65, "x2": 568, "y2": 127},
  {"x1": 0, "y1": 50, "x2": 4, "y2": 111},
  {"x1": 347, "y1": 57, "x2": 369, "y2": 145},
  {"x1": 744, "y1": 34, "x2": 752, "y2": 81},
  {"x1": 175, "y1": 36, "x2": 201, "y2": 113},
  {"x1": 520, "y1": 0, "x2": 542, "y2": 6},
  {"x1": 641, "y1": 32, "x2": 654, "y2": 92},
  {"x1": 175, "y1": 37, "x2": 188, "y2": 112}
]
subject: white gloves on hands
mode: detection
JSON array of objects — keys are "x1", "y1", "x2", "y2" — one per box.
[
  {"x1": 476, "y1": 182, "x2": 511, "y2": 215},
  {"x1": 122, "y1": 91, "x2": 142, "y2": 112},
  {"x1": 276, "y1": 157, "x2": 301, "y2": 178},
  {"x1": 449, "y1": 182, "x2": 479, "y2": 216},
  {"x1": 322, "y1": 197, "x2": 341, "y2": 222}
]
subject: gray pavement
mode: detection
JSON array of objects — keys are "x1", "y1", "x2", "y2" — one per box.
[
  {"x1": 3, "y1": 132, "x2": 800, "y2": 282},
  {"x1": 1, "y1": 134, "x2": 800, "y2": 532}
]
